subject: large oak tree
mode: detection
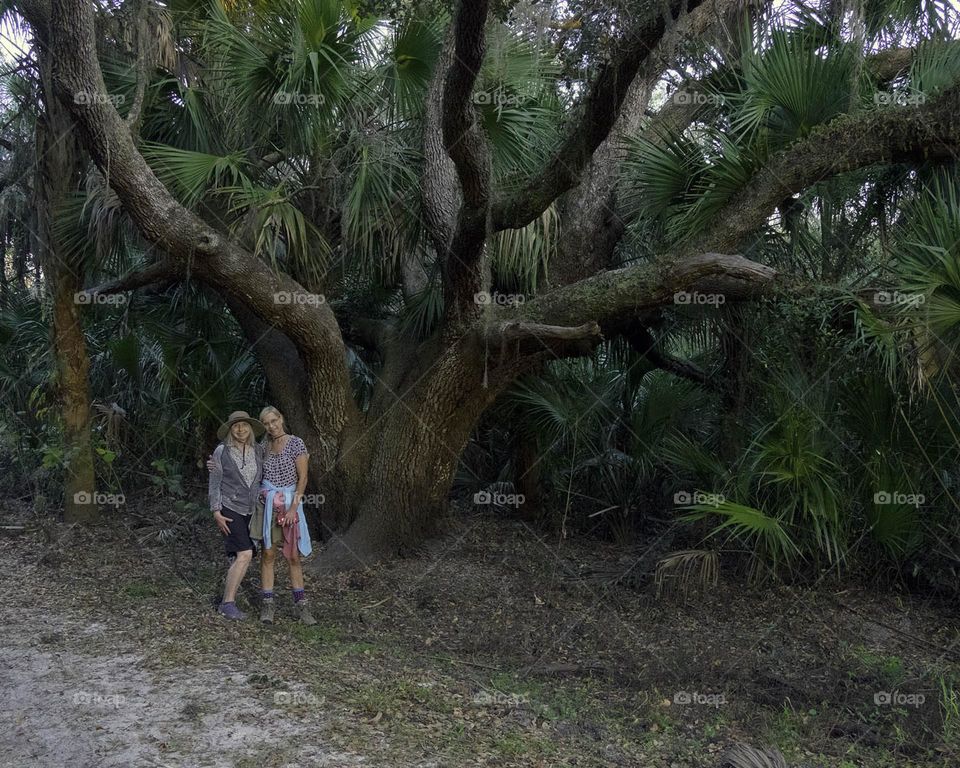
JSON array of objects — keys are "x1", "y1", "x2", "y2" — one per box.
[{"x1": 30, "y1": 0, "x2": 960, "y2": 569}]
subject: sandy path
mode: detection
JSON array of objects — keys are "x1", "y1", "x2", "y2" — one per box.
[{"x1": 0, "y1": 553, "x2": 366, "y2": 768}]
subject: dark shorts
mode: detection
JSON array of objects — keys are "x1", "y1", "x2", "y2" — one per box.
[{"x1": 222, "y1": 506, "x2": 256, "y2": 560}]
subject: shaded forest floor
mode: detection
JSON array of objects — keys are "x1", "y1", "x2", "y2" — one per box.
[{"x1": 1, "y1": 499, "x2": 958, "y2": 767}]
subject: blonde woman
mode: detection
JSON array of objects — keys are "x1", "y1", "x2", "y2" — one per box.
[
  {"x1": 208, "y1": 411, "x2": 265, "y2": 620},
  {"x1": 249, "y1": 406, "x2": 315, "y2": 625}
]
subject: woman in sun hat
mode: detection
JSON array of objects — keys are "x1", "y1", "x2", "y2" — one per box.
[{"x1": 208, "y1": 410, "x2": 265, "y2": 620}]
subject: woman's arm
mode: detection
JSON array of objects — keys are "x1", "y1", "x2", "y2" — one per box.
[
  {"x1": 208, "y1": 445, "x2": 224, "y2": 511},
  {"x1": 289, "y1": 452, "x2": 309, "y2": 525},
  {"x1": 208, "y1": 446, "x2": 231, "y2": 535}
]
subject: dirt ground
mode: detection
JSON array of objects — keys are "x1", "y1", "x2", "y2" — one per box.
[{"x1": 1, "y1": 501, "x2": 958, "y2": 767}]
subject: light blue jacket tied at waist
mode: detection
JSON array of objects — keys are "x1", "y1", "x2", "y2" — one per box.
[{"x1": 261, "y1": 480, "x2": 312, "y2": 557}]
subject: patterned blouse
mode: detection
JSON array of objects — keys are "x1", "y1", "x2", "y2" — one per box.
[
  {"x1": 262, "y1": 435, "x2": 308, "y2": 487},
  {"x1": 228, "y1": 444, "x2": 258, "y2": 488}
]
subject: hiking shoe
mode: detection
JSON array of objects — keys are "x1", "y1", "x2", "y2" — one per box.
[
  {"x1": 218, "y1": 602, "x2": 246, "y2": 621},
  {"x1": 294, "y1": 602, "x2": 317, "y2": 626},
  {"x1": 260, "y1": 598, "x2": 276, "y2": 624}
]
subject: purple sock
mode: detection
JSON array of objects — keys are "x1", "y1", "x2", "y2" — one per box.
[
  {"x1": 292, "y1": 588, "x2": 305, "y2": 604},
  {"x1": 262, "y1": 590, "x2": 275, "y2": 601}
]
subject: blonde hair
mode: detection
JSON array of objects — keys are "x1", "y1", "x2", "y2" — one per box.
[
  {"x1": 260, "y1": 405, "x2": 287, "y2": 427},
  {"x1": 259, "y1": 406, "x2": 286, "y2": 434}
]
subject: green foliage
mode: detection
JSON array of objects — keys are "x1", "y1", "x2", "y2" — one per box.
[{"x1": 681, "y1": 500, "x2": 801, "y2": 575}]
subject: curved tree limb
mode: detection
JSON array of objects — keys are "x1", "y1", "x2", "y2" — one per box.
[
  {"x1": 491, "y1": 0, "x2": 707, "y2": 234},
  {"x1": 14, "y1": 0, "x2": 50, "y2": 29},
  {"x1": 422, "y1": 28, "x2": 460, "y2": 259},
  {"x1": 124, "y1": 0, "x2": 150, "y2": 134},
  {"x1": 691, "y1": 82, "x2": 960, "y2": 254},
  {"x1": 83, "y1": 259, "x2": 177, "y2": 296},
  {"x1": 553, "y1": 0, "x2": 750, "y2": 288},
  {"x1": 614, "y1": 319, "x2": 713, "y2": 387},
  {"x1": 50, "y1": 0, "x2": 360, "y2": 450},
  {"x1": 510, "y1": 252, "x2": 779, "y2": 330},
  {"x1": 440, "y1": 0, "x2": 492, "y2": 328},
  {"x1": 481, "y1": 320, "x2": 603, "y2": 359}
]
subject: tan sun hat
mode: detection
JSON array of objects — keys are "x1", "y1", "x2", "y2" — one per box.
[{"x1": 217, "y1": 410, "x2": 266, "y2": 440}]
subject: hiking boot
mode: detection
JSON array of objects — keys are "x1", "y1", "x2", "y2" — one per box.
[
  {"x1": 260, "y1": 597, "x2": 276, "y2": 624},
  {"x1": 294, "y1": 601, "x2": 316, "y2": 626},
  {"x1": 218, "y1": 602, "x2": 246, "y2": 621}
]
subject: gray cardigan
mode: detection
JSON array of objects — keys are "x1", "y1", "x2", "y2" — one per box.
[{"x1": 208, "y1": 442, "x2": 264, "y2": 515}]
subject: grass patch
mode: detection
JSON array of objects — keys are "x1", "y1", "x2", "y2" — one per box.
[
  {"x1": 121, "y1": 580, "x2": 163, "y2": 599},
  {"x1": 849, "y1": 645, "x2": 906, "y2": 687},
  {"x1": 289, "y1": 622, "x2": 343, "y2": 645}
]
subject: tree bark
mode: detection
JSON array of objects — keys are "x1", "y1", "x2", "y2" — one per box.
[{"x1": 33, "y1": 14, "x2": 97, "y2": 523}]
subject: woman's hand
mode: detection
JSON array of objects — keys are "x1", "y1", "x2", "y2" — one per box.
[
  {"x1": 287, "y1": 494, "x2": 302, "y2": 526},
  {"x1": 206, "y1": 454, "x2": 216, "y2": 472},
  {"x1": 213, "y1": 509, "x2": 230, "y2": 535}
]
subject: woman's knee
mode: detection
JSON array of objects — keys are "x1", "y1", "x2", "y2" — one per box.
[
  {"x1": 262, "y1": 547, "x2": 276, "y2": 562},
  {"x1": 235, "y1": 549, "x2": 253, "y2": 564}
]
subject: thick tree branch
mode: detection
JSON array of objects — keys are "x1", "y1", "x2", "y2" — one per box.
[
  {"x1": 491, "y1": 0, "x2": 705, "y2": 233},
  {"x1": 645, "y1": 45, "x2": 919, "y2": 147},
  {"x1": 14, "y1": 0, "x2": 50, "y2": 29},
  {"x1": 124, "y1": 0, "x2": 151, "y2": 134},
  {"x1": 338, "y1": 315, "x2": 394, "y2": 353},
  {"x1": 442, "y1": 0, "x2": 490, "y2": 212},
  {"x1": 481, "y1": 320, "x2": 603, "y2": 359},
  {"x1": 50, "y1": 0, "x2": 360, "y2": 446},
  {"x1": 509, "y1": 252, "x2": 778, "y2": 330},
  {"x1": 614, "y1": 319, "x2": 712, "y2": 386},
  {"x1": 691, "y1": 83, "x2": 960, "y2": 253},
  {"x1": 866, "y1": 46, "x2": 916, "y2": 81},
  {"x1": 422, "y1": 29, "x2": 460, "y2": 257},
  {"x1": 554, "y1": 0, "x2": 749, "y2": 288},
  {"x1": 83, "y1": 259, "x2": 177, "y2": 296},
  {"x1": 440, "y1": 0, "x2": 492, "y2": 327}
]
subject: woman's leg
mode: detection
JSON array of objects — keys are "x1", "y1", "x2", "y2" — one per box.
[
  {"x1": 286, "y1": 549, "x2": 303, "y2": 590},
  {"x1": 259, "y1": 544, "x2": 277, "y2": 623},
  {"x1": 223, "y1": 549, "x2": 252, "y2": 603},
  {"x1": 219, "y1": 509, "x2": 255, "y2": 619},
  {"x1": 261, "y1": 544, "x2": 276, "y2": 591},
  {"x1": 285, "y1": 550, "x2": 315, "y2": 624}
]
